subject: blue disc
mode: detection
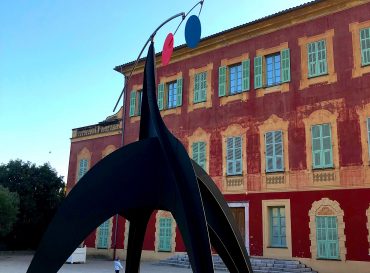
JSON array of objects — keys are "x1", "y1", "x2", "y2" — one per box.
[{"x1": 185, "y1": 15, "x2": 201, "y2": 48}]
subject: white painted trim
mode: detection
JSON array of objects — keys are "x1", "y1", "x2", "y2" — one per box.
[{"x1": 228, "y1": 202, "x2": 250, "y2": 254}]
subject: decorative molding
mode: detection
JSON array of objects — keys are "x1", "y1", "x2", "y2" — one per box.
[
  {"x1": 221, "y1": 124, "x2": 248, "y2": 192},
  {"x1": 154, "y1": 211, "x2": 176, "y2": 253},
  {"x1": 262, "y1": 199, "x2": 292, "y2": 258},
  {"x1": 187, "y1": 127, "x2": 211, "y2": 174},
  {"x1": 298, "y1": 29, "x2": 337, "y2": 90},
  {"x1": 102, "y1": 145, "x2": 116, "y2": 158},
  {"x1": 302, "y1": 109, "x2": 339, "y2": 178},
  {"x1": 188, "y1": 63, "x2": 213, "y2": 112},
  {"x1": 349, "y1": 19, "x2": 370, "y2": 78},
  {"x1": 255, "y1": 42, "x2": 290, "y2": 97},
  {"x1": 308, "y1": 198, "x2": 346, "y2": 261}
]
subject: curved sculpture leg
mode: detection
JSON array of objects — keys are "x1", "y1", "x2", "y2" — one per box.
[
  {"x1": 124, "y1": 210, "x2": 153, "y2": 273},
  {"x1": 193, "y1": 161, "x2": 253, "y2": 273},
  {"x1": 27, "y1": 138, "x2": 165, "y2": 273}
]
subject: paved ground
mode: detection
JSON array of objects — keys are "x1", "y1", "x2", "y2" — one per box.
[{"x1": 0, "y1": 254, "x2": 195, "y2": 273}]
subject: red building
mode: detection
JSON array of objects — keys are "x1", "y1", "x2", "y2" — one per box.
[{"x1": 67, "y1": 1, "x2": 370, "y2": 272}]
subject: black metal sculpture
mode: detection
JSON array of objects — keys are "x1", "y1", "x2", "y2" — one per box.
[{"x1": 27, "y1": 7, "x2": 253, "y2": 273}]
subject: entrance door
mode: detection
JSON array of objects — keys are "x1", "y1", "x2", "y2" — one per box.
[{"x1": 230, "y1": 207, "x2": 246, "y2": 244}]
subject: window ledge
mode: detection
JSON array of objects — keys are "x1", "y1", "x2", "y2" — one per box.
[
  {"x1": 220, "y1": 91, "x2": 249, "y2": 106},
  {"x1": 300, "y1": 72, "x2": 337, "y2": 90},
  {"x1": 267, "y1": 246, "x2": 288, "y2": 249},
  {"x1": 160, "y1": 107, "x2": 182, "y2": 117},
  {"x1": 130, "y1": 115, "x2": 141, "y2": 123},
  {"x1": 256, "y1": 82, "x2": 289, "y2": 98}
]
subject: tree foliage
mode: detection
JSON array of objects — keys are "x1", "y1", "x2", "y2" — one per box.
[
  {"x1": 0, "y1": 160, "x2": 65, "y2": 250},
  {"x1": 0, "y1": 185, "x2": 19, "y2": 237}
]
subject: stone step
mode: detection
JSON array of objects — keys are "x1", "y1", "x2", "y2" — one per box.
[{"x1": 155, "y1": 254, "x2": 318, "y2": 273}]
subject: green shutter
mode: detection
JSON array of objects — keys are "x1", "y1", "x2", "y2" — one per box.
[
  {"x1": 317, "y1": 40, "x2": 327, "y2": 75},
  {"x1": 265, "y1": 131, "x2": 284, "y2": 172},
  {"x1": 200, "y1": 72, "x2": 207, "y2": 102},
  {"x1": 270, "y1": 207, "x2": 286, "y2": 247},
  {"x1": 360, "y1": 28, "x2": 370, "y2": 66},
  {"x1": 158, "y1": 218, "x2": 172, "y2": 251},
  {"x1": 129, "y1": 90, "x2": 136, "y2": 117},
  {"x1": 312, "y1": 124, "x2": 333, "y2": 169},
  {"x1": 194, "y1": 73, "x2": 200, "y2": 103},
  {"x1": 157, "y1": 83, "x2": 164, "y2": 110},
  {"x1": 97, "y1": 220, "x2": 109, "y2": 249},
  {"x1": 281, "y1": 48, "x2": 290, "y2": 83},
  {"x1": 226, "y1": 137, "x2": 234, "y2": 175},
  {"x1": 308, "y1": 40, "x2": 327, "y2": 77},
  {"x1": 176, "y1": 78, "x2": 183, "y2": 107},
  {"x1": 226, "y1": 136, "x2": 242, "y2": 175},
  {"x1": 308, "y1": 42, "x2": 317, "y2": 77},
  {"x1": 367, "y1": 118, "x2": 370, "y2": 158},
  {"x1": 316, "y1": 216, "x2": 339, "y2": 259},
  {"x1": 78, "y1": 159, "x2": 88, "y2": 181},
  {"x1": 242, "y1": 59, "x2": 250, "y2": 91},
  {"x1": 254, "y1": 56, "x2": 262, "y2": 89},
  {"x1": 218, "y1": 66, "x2": 226, "y2": 97}
]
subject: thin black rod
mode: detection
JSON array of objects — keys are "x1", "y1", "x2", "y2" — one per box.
[
  {"x1": 113, "y1": 12, "x2": 185, "y2": 112},
  {"x1": 173, "y1": 0, "x2": 204, "y2": 35}
]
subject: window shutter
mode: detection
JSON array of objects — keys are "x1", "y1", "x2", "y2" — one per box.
[
  {"x1": 234, "y1": 136, "x2": 242, "y2": 175},
  {"x1": 317, "y1": 40, "x2": 327, "y2": 75},
  {"x1": 242, "y1": 59, "x2": 250, "y2": 91},
  {"x1": 360, "y1": 28, "x2": 370, "y2": 66},
  {"x1": 158, "y1": 218, "x2": 172, "y2": 251},
  {"x1": 129, "y1": 90, "x2": 136, "y2": 117},
  {"x1": 307, "y1": 42, "x2": 317, "y2": 78},
  {"x1": 97, "y1": 220, "x2": 109, "y2": 249},
  {"x1": 200, "y1": 72, "x2": 207, "y2": 102},
  {"x1": 157, "y1": 83, "x2": 164, "y2": 110},
  {"x1": 322, "y1": 124, "x2": 333, "y2": 168},
  {"x1": 192, "y1": 143, "x2": 199, "y2": 163},
  {"x1": 226, "y1": 137, "x2": 234, "y2": 175},
  {"x1": 218, "y1": 66, "x2": 226, "y2": 97},
  {"x1": 367, "y1": 118, "x2": 370, "y2": 158},
  {"x1": 78, "y1": 159, "x2": 88, "y2": 181},
  {"x1": 265, "y1": 132, "x2": 274, "y2": 172},
  {"x1": 281, "y1": 48, "x2": 290, "y2": 83},
  {"x1": 311, "y1": 125, "x2": 322, "y2": 169},
  {"x1": 274, "y1": 131, "x2": 284, "y2": 171},
  {"x1": 199, "y1": 142, "x2": 206, "y2": 170},
  {"x1": 176, "y1": 78, "x2": 183, "y2": 107},
  {"x1": 254, "y1": 56, "x2": 262, "y2": 89},
  {"x1": 194, "y1": 73, "x2": 200, "y2": 103}
]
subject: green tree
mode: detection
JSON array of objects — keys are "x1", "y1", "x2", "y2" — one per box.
[
  {"x1": 0, "y1": 160, "x2": 65, "y2": 250},
  {"x1": 0, "y1": 185, "x2": 19, "y2": 237}
]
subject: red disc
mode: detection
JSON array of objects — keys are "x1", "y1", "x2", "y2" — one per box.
[{"x1": 162, "y1": 33, "x2": 174, "y2": 66}]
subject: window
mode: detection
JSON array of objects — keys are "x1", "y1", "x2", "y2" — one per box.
[
  {"x1": 97, "y1": 220, "x2": 109, "y2": 249},
  {"x1": 311, "y1": 123, "x2": 333, "y2": 169},
  {"x1": 158, "y1": 218, "x2": 172, "y2": 252},
  {"x1": 77, "y1": 159, "x2": 88, "y2": 181},
  {"x1": 218, "y1": 59, "x2": 250, "y2": 97},
  {"x1": 269, "y1": 207, "x2": 286, "y2": 247},
  {"x1": 226, "y1": 136, "x2": 242, "y2": 176},
  {"x1": 194, "y1": 71, "x2": 207, "y2": 103},
  {"x1": 129, "y1": 89, "x2": 142, "y2": 117},
  {"x1": 254, "y1": 48, "x2": 290, "y2": 89},
  {"x1": 265, "y1": 130, "x2": 284, "y2": 172},
  {"x1": 360, "y1": 27, "x2": 370, "y2": 66},
  {"x1": 157, "y1": 78, "x2": 183, "y2": 110},
  {"x1": 307, "y1": 40, "x2": 327, "y2": 78},
  {"x1": 192, "y1": 141, "x2": 206, "y2": 170},
  {"x1": 316, "y1": 216, "x2": 339, "y2": 259}
]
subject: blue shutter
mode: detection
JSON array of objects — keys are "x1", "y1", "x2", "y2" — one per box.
[
  {"x1": 367, "y1": 118, "x2": 370, "y2": 159},
  {"x1": 97, "y1": 220, "x2": 110, "y2": 249},
  {"x1": 157, "y1": 83, "x2": 164, "y2": 110},
  {"x1": 176, "y1": 78, "x2": 183, "y2": 107},
  {"x1": 316, "y1": 216, "x2": 339, "y2": 259},
  {"x1": 317, "y1": 40, "x2": 327, "y2": 75},
  {"x1": 194, "y1": 73, "x2": 200, "y2": 103},
  {"x1": 281, "y1": 48, "x2": 290, "y2": 83},
  {"x1": 234, "y1": 137, "x2": 242, "y2": 174},
  {"x1": 242, "y1": 59, "x2": 250, "y2": 91},
  {"x1": 360, "y1": 28, "x2": 370, "y2": 66},
  {"x1": 218, "y1": 66, "x2": 226, "y2": 97},
  {"x1": 158, "y1": 218, "x2": 172, "y2": 251},
  {"x1": 226, "y1": 137, "x2": 234, "y2": 175},
  {"x1": 129, "y1": 90, "x2": 136, "y2": 117},
  {"x1": 265, "y1": 132, "x2": 274, "y2": 172},
  {"x1": 254, "y1": 56, "x2": 262, "y2": 89},
  {"x1": 78, "y1": 159, "x2": 88, "y2": 181},
  {"x1": 312, "y1": 124, "x2": 333, "y2": 169}
]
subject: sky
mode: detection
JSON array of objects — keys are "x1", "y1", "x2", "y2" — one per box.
[{"x1": 0, "y1": 0, "x2": 310, "y2": 182}]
